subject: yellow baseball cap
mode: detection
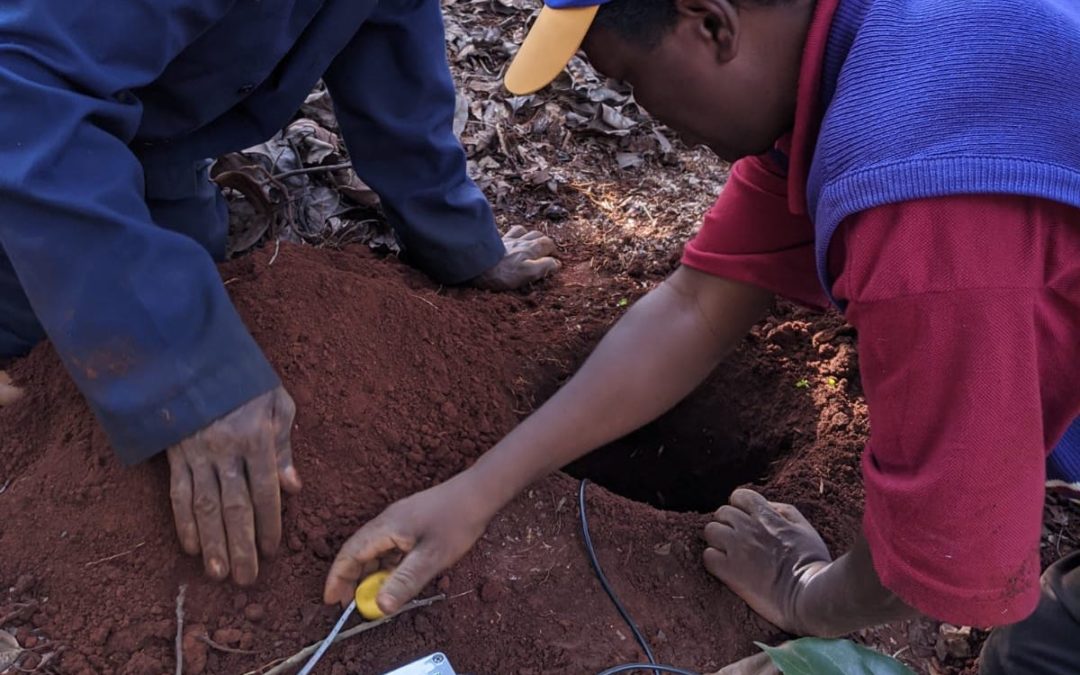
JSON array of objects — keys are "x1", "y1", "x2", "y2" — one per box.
[{"x1": 504, "y1": 0, "x2": 609, "y2": 95}]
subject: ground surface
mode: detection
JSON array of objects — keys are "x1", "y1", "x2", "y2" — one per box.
[
  {"x1": 0, "y1": 238, "x2": 878, "y2": 675},
  {"x1": 1, "y1": 1, "x2": 1078, "y2": 674}
]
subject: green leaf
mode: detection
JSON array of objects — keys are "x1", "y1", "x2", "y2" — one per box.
[
  {"x1": 795, "y1": 379, "x2": 810, "y2": 389},
  {"x1": 617, "y1": 298, "x2": 629, "y2": 308},
  {"x1": 756, "y1": 638, "x2": 915, "y2": 675}
]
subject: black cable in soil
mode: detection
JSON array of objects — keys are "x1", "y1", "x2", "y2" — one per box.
[
  {"x1": 594, "y1": 665, "x2": 701, "y2": 675},
  {"x1": 579, "y1": 479, "x2": 702, "y2": 675}
]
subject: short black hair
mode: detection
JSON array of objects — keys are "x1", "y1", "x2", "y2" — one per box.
[
  {"x1": 594, "y1": 0, "x2": 796, "y2": 48},
  {"x1": 594, "y1": 0, "x2": 679, "y2": 48}
]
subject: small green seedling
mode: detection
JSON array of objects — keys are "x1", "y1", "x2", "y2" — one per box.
[
  {"x1": 757, "y1": 637, "x2": 915, "y2": 675},
  {"x1": 795, "y1": 379, "x2": 810, "y2": 389},
  {"x1": 617, "y1": 297, "x2": 629, "y2": 308}
]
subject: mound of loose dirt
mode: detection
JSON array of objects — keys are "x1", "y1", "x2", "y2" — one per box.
[{"x1": 0, "y1": 244, "x2": 874, "y2": 674}]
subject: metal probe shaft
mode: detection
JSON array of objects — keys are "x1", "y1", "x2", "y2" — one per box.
[{"x1": 297, "y1": 602, "x2": 356, "y2": 675}]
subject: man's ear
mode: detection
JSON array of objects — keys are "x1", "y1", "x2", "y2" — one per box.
[{"x1": 673, "y1": 0, "x2": 740, "y2": 62}]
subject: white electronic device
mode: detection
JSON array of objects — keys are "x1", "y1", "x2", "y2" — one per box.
[{"x1": 382, "y1": 652, "x2": 457, "y2": 675}]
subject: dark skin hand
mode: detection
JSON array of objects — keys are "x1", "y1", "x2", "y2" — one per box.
[
  {"x1": 473, "y1": 226, "x2": 560, "y2": 290},
  {"x1": 324, "y1": 471, "x2": 493, "y2": 609},
  {"x1": 166, "y1": 225, "x2": 547, "y2": 583},
  {"x1": 168, "y1": 386, "x2": 302, "y2": 585},
  {"x1": 705, "y1": 489, "x2": 918, "y2": 637}
]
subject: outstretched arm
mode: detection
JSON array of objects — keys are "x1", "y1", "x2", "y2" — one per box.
[
  {"x1": 324, "y1": 267, "x2": 773, "y2": 610},
  {"x1": 466, "y1": 269, "x2": 771, "y2": 508}
]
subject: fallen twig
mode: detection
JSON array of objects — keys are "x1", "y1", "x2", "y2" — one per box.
[
  {"x1": 409, "y1": 293, "x2": 439, "y2": 310},
  {"x1": 247, "y1": 594, "x2": 445, "y2": 675},
  {"x1": 199, "y1": 633, "x2": 257, "y2": 656},
  {"x1": 268, "y1": 161, "x2": 352, "y2": 182},
  {"x1": 247, "y1": 656, "x2": 286, "y2": 675},
  {"x1": 84, "y1": 542, "x2": 145, "y2": 568},
  {"x1": 0, "y1": 602, "x2": 39, "y2": 626},
  {"x1": 175, "y1": 584, "x2": 187, "y2": 675}
]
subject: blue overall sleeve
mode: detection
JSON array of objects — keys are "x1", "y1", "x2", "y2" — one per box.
[
  {"x1": 0, "y1": 2, "x2": 280, "y2": 464},
  {"x1": 323, "y1": 0, "x2": 506, "y2": 285}
]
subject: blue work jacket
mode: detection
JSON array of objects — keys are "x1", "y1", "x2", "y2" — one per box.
[{"x1": 0, "y1": 0, "x2": 505, "y2": 463}]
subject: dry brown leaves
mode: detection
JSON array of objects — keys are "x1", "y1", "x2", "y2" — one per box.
[
  {"x1": 213, "y1": 86, "x2": 394, "y2": 259},
  {"x1": 443, "y1": 0, "x2": 679, "y2": 202},
  {"x1": 440, "y1": 0, "x2": 728, "y2": 276},
  {"x1": 1043, "y1": 492, "x2": 1080, "y2": 562},
  {"x1": 217, "y1": 0, "x2": 728, "y2": 278},
  {"x1": 0, "y1": 630, "x2": 20, "y2": 672}
]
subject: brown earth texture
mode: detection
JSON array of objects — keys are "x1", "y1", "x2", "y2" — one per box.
[
  {"x1": 0, "y1": 241, "x2": 854, "y2": 675},
  {"x1": 1, "y1": 1, "x2": 1079, "y2": 673},
  {"x1": 3, "y1": 238, "x2": 1076, "y2": 675}
]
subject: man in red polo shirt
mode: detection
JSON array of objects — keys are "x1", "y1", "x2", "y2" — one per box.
[{"x1": 324, "y1": 0, "x2": 1080, "y2": 672}]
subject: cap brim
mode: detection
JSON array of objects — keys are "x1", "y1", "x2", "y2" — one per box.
[{"x1": 504, "y1": 5, "x2": 600, "y2": 95}]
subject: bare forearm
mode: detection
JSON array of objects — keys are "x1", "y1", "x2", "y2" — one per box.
[
  {"x1": 467, "y1": 269, "x2": 772, "y2": 508},
  {"x1": 796, "y1": 536, "x2": 920, "y2": 637}
]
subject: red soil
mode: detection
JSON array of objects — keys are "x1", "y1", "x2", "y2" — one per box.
[{"x1": 0, "y1": 244, "x2": 871, "y2": 674}]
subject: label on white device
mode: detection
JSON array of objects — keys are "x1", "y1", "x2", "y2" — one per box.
[{"x1": 382, "y1": 653, "x2": 456, "y2": 675}]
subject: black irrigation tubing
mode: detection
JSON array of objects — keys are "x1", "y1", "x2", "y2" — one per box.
[
  {"x1": 594, "y1": 665, "x2": 702, "y2": 675},
  {"x1": 578, "y1": 479, "x2": 702, "y2": 675}
]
